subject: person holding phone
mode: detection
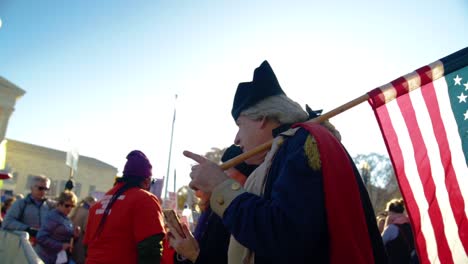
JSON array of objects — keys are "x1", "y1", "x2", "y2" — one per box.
[
  {"x1": 35, "y1": 190, "x2": 80, "y2": 264},
  {"x1": 167, "y1": 145, "x2": 257, "y2": 264}
]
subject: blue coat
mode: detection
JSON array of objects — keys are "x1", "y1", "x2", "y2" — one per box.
[
  {"x1": 175, "y1": 207, "x2": 230, "y2": 264},
  {"x1": 2, "y1": 194, "x2": 54, "y2": 232},
  {"x1": 195, "y1": 208, "x2": 230, "y2": 264},
  {"x1": 35, "y1": 209, "x2": 74, "y2": 264},
  {"x1": 213, "y1": 128, "x2": 387, "y2": 263}
]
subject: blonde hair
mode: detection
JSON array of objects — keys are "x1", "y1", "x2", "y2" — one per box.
[{"x1": 57, "y1": 190, "x2": 78, "y2": 206}]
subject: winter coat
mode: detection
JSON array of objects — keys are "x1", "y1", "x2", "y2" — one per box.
[
  {"x1": 2, "y1": 194, "x2": 54, "y2": 232},
  {"x1": 35, "y1": 209, "x2": 74, "y2": 264},
  {"x1": 70, "y1": 205, "x2": 90, "y2": 264}
]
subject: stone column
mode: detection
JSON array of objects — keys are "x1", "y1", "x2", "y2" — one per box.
[{"x1": 0, "y1": 76, "x2": 25, "y2": 142}]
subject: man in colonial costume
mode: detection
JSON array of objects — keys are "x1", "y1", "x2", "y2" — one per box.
[{"x1": 185, "y1": 61, "x2": 387, "y2": 263}]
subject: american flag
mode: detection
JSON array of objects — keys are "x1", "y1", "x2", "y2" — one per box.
[{"x1": 368, "y1": 47, "x2": 468, "y2": 264}]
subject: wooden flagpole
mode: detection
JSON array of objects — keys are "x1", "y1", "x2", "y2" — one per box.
[{"x1": 220, "y1": 93, "x2": 370, "y2": 170}]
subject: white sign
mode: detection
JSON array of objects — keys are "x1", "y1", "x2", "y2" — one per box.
[{"x1": 66, "y1": 148, "x2": 79, "y2": 172}]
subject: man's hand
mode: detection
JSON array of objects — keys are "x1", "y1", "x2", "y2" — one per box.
[
  {"x1": 168, "y1": 223, "x2": 199, "y2": 262},
  {"x1": 184, "y1": 150, "x2": 229, "y2": 193}
]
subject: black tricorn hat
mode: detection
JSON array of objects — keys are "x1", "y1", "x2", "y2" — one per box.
[
  {"x1": 231, "y1": 60, "x2": 286, "y2": 120},
  {"x1": 221, "y1": 145, "x2": 258, "y2": 177}
]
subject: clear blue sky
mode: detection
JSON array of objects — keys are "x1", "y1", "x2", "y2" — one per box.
[{"x1": 1, "y1": 0, "x2": 467, "y2": 193}]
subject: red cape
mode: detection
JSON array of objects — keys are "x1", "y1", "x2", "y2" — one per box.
[{"x1": 293, "y1": 123, "x2": 375, "y2": 264}]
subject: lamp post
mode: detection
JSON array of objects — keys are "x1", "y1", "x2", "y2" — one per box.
[{"x1": 164, "y1": 94, "x2": 177, "y2": 206}]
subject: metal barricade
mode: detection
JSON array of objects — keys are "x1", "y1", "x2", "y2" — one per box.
[{"x1": 0, "y1": 230, "x2": 44, "y2": 264}]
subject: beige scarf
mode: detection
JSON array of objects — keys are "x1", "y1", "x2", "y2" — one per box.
[{"x1": 228, "y1": 129, "x2": 297, "y2": 264}]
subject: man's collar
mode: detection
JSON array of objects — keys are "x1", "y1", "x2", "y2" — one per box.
[
  {"x1": 272, "y1": 124, "x2": 293, "y2": 137},
  {"x1": 27, "y1": 193, "x2": 45, "y2": 204}
]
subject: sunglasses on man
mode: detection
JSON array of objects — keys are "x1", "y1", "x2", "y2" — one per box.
[
  {"x1": 35, "y1": 186, "x2": 50, "y2": 191},
  {"x1": 63, "y1": 203, "x2": 75, "y2": 208}
]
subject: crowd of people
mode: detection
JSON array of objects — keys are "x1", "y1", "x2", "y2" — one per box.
[
  {"x1": 0, "y1": 60, "x2": 420, "y2": 264},
  {"x1": 1, "y1": 175, "x2": 98, "y2": 264}
]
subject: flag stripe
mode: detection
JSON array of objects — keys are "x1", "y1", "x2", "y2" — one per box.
[
  {"x1": 394, "y1": 79, "x2": 454, "y2": 263},
  {"x1": 369, "y1": 85, "x2": 438, "y2": 263},
  {"x1": 371, "y1": 73, "x2": 468, "y2": 264},
  {"x1": 432, "y1": 77, "x2": 468, "y2": 215},
  {"x1": 368, "y1": 48, "x2": 468, "y2": 264},
  {"x1": 409, "y1": 87, "x2": 454, "y2": 260},
  {"x1": 372, "y1": 103, "x2": 431, "y2": 263},
  {"x1": 385, "y1": 97, "x2": 438, "y2": 263},
  {"x1": 418, "y1": 73, "x2": 468, "y2": 258},
  {"x1": 367, "y1": 63, "x2": 445, "y2": 108},
  {"x1": 412, "y1": 83, "x2": 467, "y2": 262}
]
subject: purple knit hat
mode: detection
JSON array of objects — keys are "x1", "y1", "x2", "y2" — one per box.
[{"x1": 123, "y1": 150, "x2": 152, "y2": 178}]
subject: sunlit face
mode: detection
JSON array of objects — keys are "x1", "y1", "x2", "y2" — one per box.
[
  {"x1": 234, "y1": 115, "x2": 272, "y2": 165},
  {"x1": 234, "y1": 116, "x2": 262, "y2": 152},
  {"x1": 58, "y1": 200, "x2": 76, "y2": 216},
  {"x1": 31, "y1": 181, "x2": 50, "y2": 200}
]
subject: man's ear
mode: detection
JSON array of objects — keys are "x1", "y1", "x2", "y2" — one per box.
[{"x1": 259, "y1": 116, "x2": 268, "y2": 129}]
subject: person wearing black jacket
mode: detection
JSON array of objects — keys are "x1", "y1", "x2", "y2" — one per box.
[{"x1": 168, "y1": 145, "x2": 257, "y2": 264}]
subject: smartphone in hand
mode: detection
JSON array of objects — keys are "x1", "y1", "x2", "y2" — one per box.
[{"x1": 163, "y1": 209, "x2": 186, "y2": 238}]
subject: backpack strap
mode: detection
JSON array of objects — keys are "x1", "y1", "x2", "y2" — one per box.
[
  {"x1": 18, "y1": 198, "x2": 28, "y2": 223},
  {"x1": 395, "y1": 224, "x2": 413, "y2": 254}
]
